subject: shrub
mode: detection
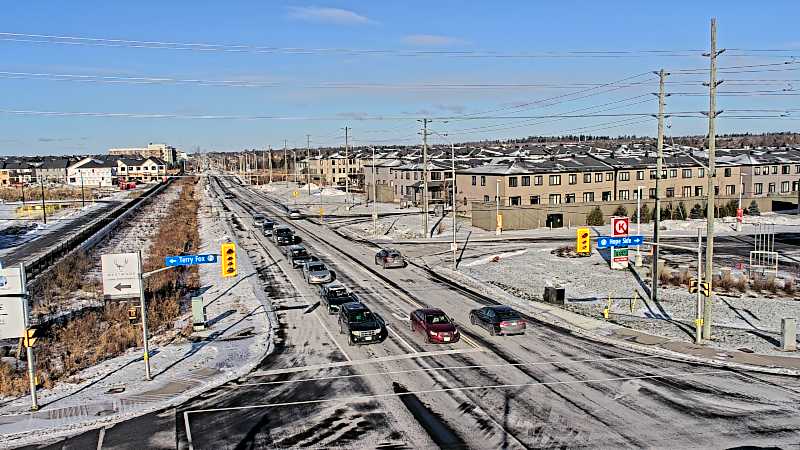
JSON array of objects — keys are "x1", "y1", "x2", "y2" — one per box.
[
  {"x1": 612, "y1": 205, "x2": 628, "y2": 217},
  {"x1": 784, "y1": 278, "x2": 796, "y2": 296},
  {"x1": 748, "y1": 200, "x2": 761, "y2": 216},
  {"x1": 717, "y1": 273, "x2": 735, "y2": 291},
  {"x1": 637, "y1": 204, "x2": 651, "y2": 224},
  {"x1": 586, "y1": 206, "x2": 604, "y2": 226}
]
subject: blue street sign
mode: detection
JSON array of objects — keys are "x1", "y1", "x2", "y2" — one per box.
[
  {"x1": 596, "y1": 235, "x2": 644, "y2": 249},
  {"x1": 165, "y1": 254, "x2": 218, "y2": 267}
]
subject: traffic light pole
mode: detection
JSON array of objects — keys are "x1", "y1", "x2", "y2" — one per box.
[{"x1": 20, "y1": 263, "x2": 38, "y2": 411}]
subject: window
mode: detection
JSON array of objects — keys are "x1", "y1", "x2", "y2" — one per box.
[
  {"x1": 534, "y1": 176, "x2": 543, "y2": 186},
  {"x1": 569, "y1": 174, "x2": 577, "y2": 185},
  {"x1": 549, "y1": 175, "x2": 561, "y2": 185},
  {"x1": 768, "y1": 183, "x2": 775, "y2": 193},
  {"x1": 471, "y1": 176, "x2": 477, "y2": 186},
  {"x1": 595, "y1": 173, "x2": 603, "y2": 182},
  {"x1": 565, "y1": 193, "x2": 576, "y2": 204},
  {"x1": 695, "y1": 186, "x2": 703, "y2": 197},
  {"x1": 431, "y1": 172, "x2": 441, "y2": 180},
  {"x1": 754, "y1": 167, "x2": 761, "y2": 175},
  {"x1": 772, "y1": 166, "x2": 778, "y2": 175},
  {"x1": 699, "y1": 168, "x2": 705, "y2": 178},
  {"x1": 606, "y1": 173, "x2": 613, "y2": 181},
  {"x1": 794, "y1": 181, "x2": 800, "y2": 192},
  {"x1": 683, "y1": 186, "x2": 692, "y2": 197},
  {"x1": 649, "y1": 188, "x2": 656, "y2": 199},
  {"x1": 618, "y1": 190, "x2": 629, "y2": 200},
  {"x1": 682, "y1": 169, "x2": 692, "y2": 178},
  {"x1": 413, "y1": 172, "x2": 418, "y2": 181},
  {"x1": 670, "y1": 169, "x2": 677, "y2": 178},
  {"x1": 583, "y1": 192, "x2": 594, "y2": 202},
  {"x1": 522, "y1": 176, "x2": 530, "y2": 186},
  {"x1": 796, "y1": 165, "x2": 800, "y2": 174},
  {"x1": 714, "y1": 186, "x2": 719, "y2": 195},
  {"x1": 548, "y1": 194, "x2": 561, "y2": 205},
  {"x1": 666, "y1": 188, "x2": 674, "y2": 198},
  {"x1": 724, "y1": 168, "x2": 732, "y2": 177},
  {"x1": 584, "y1": 173, "x2": 592, "y2": 183},
  {"x1": 754, "y1": 183, "x2": 763, "y2": 195},
  {"x1": 530, "y1": 195, "x2": 540, "y2": 205},
  {"x1": 783, "y1": 165, "x2": 791, "y2": 175},
  {"x1": 120, "y1": 166, "x2": 126, "y2": 171},
  {"x1": 484, "y1": 195, "x2": 490, "y2": 202},
  {"x1": 508, "y1": 176, "x2": 518, "y2": 187},
  {"x1": 480, "y1": 176, "x2": 486, "y2": 186},
  {"x1": 762, "y1": 166, "x2": 769, "y2": 174},
  {"x1": 618, "y1": 171, "x2": 630, "y2": 181},
  {"x1": 637, "y1": 170, "x2": 644, "y2": 181},
  {"x1": 662, "y1": 169, "x2": 668, "y2": 179},
  {"x1": 510, "y1": 196, "x2": 521, "y2": 206},
  {"x1": 782, "y1": 181, "x2": 790, "y2": 193},
  {"x1": 602, "y1": 191, "x2": 612, "y2": 201},
  {"x1": 726, "y1": 185, "x2": 736, "y2": 195},
  {"x1": 650, "y1": 170, "x2": 657, "y2": 180}
]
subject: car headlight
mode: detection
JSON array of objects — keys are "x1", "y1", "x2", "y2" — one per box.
[
  {"x1": 429, "y1": 330, "x2": 437, "y2": 336},
  {"x1": 351, "y1": 331, "x2": 360, "y2": 336}
]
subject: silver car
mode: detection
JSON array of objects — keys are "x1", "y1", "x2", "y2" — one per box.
[
  {"x1": 303, "y1": 261, "x2": 333, "y2": 284},
  {"x1": 289, "y1": 209, "x2": 304, "y2": 220}
]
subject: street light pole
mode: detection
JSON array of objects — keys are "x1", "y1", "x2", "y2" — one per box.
[
  {"x1": 39, "y1": 176, "x2": 46, "y2": 224},
  {"x1": 371, "y1": 146, "x2": 378, "y2": 235},
  {"x1": 80, "y1": 171, "x2": 85, "y2": 207},
  {"x1": 495, "y1": 178, "x2": 501, "y2": 236},
  {"x1": 737, "y1": 171, "x2": 743, "y2": 232},
  {"x1": 651, "y1": 69, "x2": 667, "y2": 304},
  {"x1": 451, "y1": 143, "x2": 457, "y2": 270},
  {"x1": 306, "y1": 134, "x2": 312, "y2": 197},
  {"x1": 344, "y1": 126, "x2": 350, "y2": 205}
]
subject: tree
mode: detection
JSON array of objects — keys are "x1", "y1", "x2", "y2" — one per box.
[
  {"x1": 639, "y1": 204, "x2": 650, "y2": 223},
  {"x1": 586, "y1": 206, "x2": 604, "y2": 226},
  {"x1": 748, "y1": 200, "x2": 761, "y2": 216},
  {"x1": 612, "y1": 205, "x2": 628, "y2": 217},
  {"x1": 690, "y1": 203, "x2": 704, "y2": 219},
  {"x1": 676, "y1": 202, "x2": 688, "y2": 220}
]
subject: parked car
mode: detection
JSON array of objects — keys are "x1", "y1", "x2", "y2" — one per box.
[
  {"x1": 374, "y1": 248, "x2": 406, "y2": 269},
  {"x1": 303, "y1": 261, "x2": 333, "y2": 284},
  {"x1": 284, "y1": 245, "x2": 316, "y2": 269},
  {"x1": 338, "y1": 302, "x2": 387, "y2": 345},
  {"x1": 410, "y1": 308, "x2": 460, "y2": 344},
  {"x1": 319, "y1": 281, "x2": 358, "y2": 314},
  {"x1": 272, "y1": 226, "x2": 294, "y2": 246},
  {"x1": 223, "y1": 192, "x2": 235, "y2": 199},
  {"x1": 261, "y1": 219, "x2": 275, "y2": 237},
  {"x1": 253, "y1": 214, "x2": 266, "y2": 225},
  {"x1": 289, "y1": 209, "x2": 304, "y2": 220},
  {"x1": 469, "y1": 305, "x2": 526, "y2": 336}
]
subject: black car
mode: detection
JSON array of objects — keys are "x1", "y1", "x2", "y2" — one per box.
[
  {"x1": 338, "y1": 302, "x2": 387, "y2": 345},
  {"x1": 273, "y1": 226, "x2": 294, "y2": 246},
  {"x1": 261, "y1": 219, "x2": 275, "y2": 237},
  {"x1": 319, "y1": 281, "x2": 358, "y2": 314},
  {"x1": 469, "y1": 305, "x2": 526, "y2": 336},
  {"x1": 285, "y1": 244, "x2": 316, "y2": 269}
]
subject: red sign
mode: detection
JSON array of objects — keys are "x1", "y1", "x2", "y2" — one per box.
[
  {"x1": 736, "y1": 208, "x2": 743, "y2": 223},
  {"x1": 612, "y1": 217, "x2": 629, "y2": 237}
]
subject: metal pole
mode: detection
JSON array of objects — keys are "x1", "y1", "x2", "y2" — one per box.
[
  {"x1": 268, "y1": 146, "x2": 273, "y2": 184},
  {"x1": 703, "y1": 18, "x2": 721, "y2": 340},
  {"x1": 495, "y1": 178, "x2": 501, "y2": 235},
  {"x1": 372, "y1": 147, "x2": 378, "y2": 235},
  {"x1": 306, "y1": 134, "x2": 312, "y2": 196},
  {"x1": 39, "y1": 176, "x2": 46, "y2": 224},
  {"x1": 737, "y1": 171, "x2": 743, "y2": 231},
  {"x1": 636, "y1": 186, "x2": 642, "y2": 266},
  {"x1": 696, "y1": 227, "x2": 703, "y2": 344},
  {"x1": 137, "y1": 251, "x2": 152, "y2": 380},
  {"x1": 344, "y1": 126, "x2": 350, "y2": 205},
  {"x1": 293, "y1": 150, "x2": 298, "y2": 184},
  {"x1": 422, "y1": 118, "x2": 429, "y2": 237},
  {"x1": 20, "y1": 263, "x2": 38, "y2": 411},
  {"x1": 451, "y1": 143, "x2": 457, "y2": 270},
  {"x1": 651, "y1": 69, "x2": 667, "y2": 303},
  {"x1": 80, "y1": 171, "x2": 85, "y2": 207},
  {"x1": 284, "y1": 140, "x2": 288, "y2": 185}
]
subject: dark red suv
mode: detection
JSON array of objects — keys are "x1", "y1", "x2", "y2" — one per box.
[{"x1": 410, "y1": 308, "x2": 460, "y2": 344}]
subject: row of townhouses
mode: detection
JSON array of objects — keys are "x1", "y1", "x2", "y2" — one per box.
[{"x1": 0, "y1": 155, "x2": 168, "y2": 187}]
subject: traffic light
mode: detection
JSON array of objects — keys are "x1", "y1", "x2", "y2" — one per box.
[
  {"x1": 23, "y1": 328, "x2": 38, "y2": 348},
  {"x1": 689, "y1": 277, "x2": 698, "y2": 294},
  {"x1": 221, "y1": 242, "x2": 237, "y2": 278},
  {"x1": 576, "y1": 227, "x2": 591, "y2": 254}
]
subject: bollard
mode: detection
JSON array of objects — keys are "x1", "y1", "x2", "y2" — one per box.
[{"x1": 781, "y1": 318, "x2": 797, "y2": 352}]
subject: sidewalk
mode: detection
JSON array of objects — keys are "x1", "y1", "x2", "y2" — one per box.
[
  {"x1": 0, "y1": 188, "x2": 276, "y2": 449},
  {"x1": 433, "y1": 266, "x2": 800, "y2": 376}
]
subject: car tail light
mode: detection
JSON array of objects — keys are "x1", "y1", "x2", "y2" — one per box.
[{"x1": 500, "y1": 321, "x2": 510, "y2": 327}]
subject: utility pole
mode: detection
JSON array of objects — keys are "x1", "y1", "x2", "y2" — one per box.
[
  {"x1": 651, "y1": 68, "x2": 668, "y2": 304},
  {"x1": 293, "y1": 150, "x2": 298, "y2": 185},
  {"x1": 451, "y1": 143, "x2": 457, "y2": 270},
  {"x1": 344, "y1": 126, "x2": 350, "y2": 205},
  {"x1": 80, "y1": 171, "x2": 85, "y2": 207},
  {"x1": 703, "y1": 17, "x2": 724, "y2": 340},
  {"x1": 372, "y1": 146, "x2": 378, "y2": 234},
  {"x1": 39, "y1": 176, "x2": 46, "y2": 224},
  {"x1": 137, "y1": 251, "x2": 152, "y2": 380},
  {"x1": 268, "y1": 146, "x2": 273, "y2": 184},
  {"x1": 283, "y1": 140, "x2": 288, "y2": 185},
  {"x1": 420, "y1": 118, "x2": 430, "y2": 237},
  {"x1": 20, "y1": 263, "x2": 37, "y2": 410},
  {"x1": 306, "y1": 134, "x2": 312, "y2": 196}
]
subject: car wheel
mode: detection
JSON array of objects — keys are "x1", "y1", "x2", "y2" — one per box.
[
  {"x1": 382, "y1": 262, "x2": 387, "y2": 269},
  {"x1": 489, "y1": 326, "x2": 497, "y2": 336},
  {"x1": 339, "y1": 323, "x2": 344, "y2": 335},
  {"x1": 348, "y1": 335, "x2": 355, "y2": 346},
  {"x1": 469, "y1": 314, "x2": 476, "y2": 325},
  {"x1": 426, "y1": 334, "x2": 433, "y2": 344}
]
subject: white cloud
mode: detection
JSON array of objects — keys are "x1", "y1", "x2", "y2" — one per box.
[
  {"x1": 402, "y1": 34, "x2": 464, "y2": 47},
  {"x1": 287, "y1": 6, "x2": 372, "y2": 25}
]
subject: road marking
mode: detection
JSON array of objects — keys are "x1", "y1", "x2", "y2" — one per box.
[
  {"x1": 248, "y1": 348, "x2": 483, "y2": 378},
  {"x1": 314, "y1": 309, "x2": 352, "y2": 362},
  {"x1": 240, "y1": 354, "x2": 665, "y2": 387},
  {"x1": 392, "y1": 313, "x2": 408, "y2": 321},
  {"x1": 188, "y1": 370, "x2": 728, "y2": 416},
  {"x1": 387, "y1": 325, "x2": 417, "y2": 354}
]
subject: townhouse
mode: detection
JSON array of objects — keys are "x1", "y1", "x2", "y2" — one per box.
[{"x1": 67, "y1": 158, "x2": 118, "y2": 187}]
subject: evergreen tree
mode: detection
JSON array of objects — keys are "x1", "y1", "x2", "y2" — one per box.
[
  {"x1": 639, "y1": 204, "x2": 651, "y2": 223},
  {"x1": 748, "y1": 200, "x2": 761, "y2": 216},
  {"x1": 690, "y1": 203, "x2": 704, "y2": 219},
  {"x1": 586, "y1": 206, "x2": 604, "y2": 226},
  {"x1": 612, "y1": 205, "x2": 628, "y2": 217}
]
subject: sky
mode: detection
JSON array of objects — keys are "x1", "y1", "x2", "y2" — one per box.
[{"x1": 0, "y1": 1, "x2": 798, "y2": 156}]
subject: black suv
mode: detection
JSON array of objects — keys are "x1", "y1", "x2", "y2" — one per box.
[
  {"x1": 285, "y1": 244, "x2": 316, "y2": 269},
  {"x1": 272, "y1": 226, "x2": 294, "y2": 246},
  {"x1": 261, "y1": 219, "x2": 275, "y2": 237},
  {"x1": 338, "y1": 302, "x2": 387, "y2": 346},
  {"x1": 319, "y1": 281, "x2": 358, "y2": 314}
]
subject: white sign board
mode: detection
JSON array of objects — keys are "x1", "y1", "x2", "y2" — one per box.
[
  {"x1": 101, "y1": 252, "x2": 142, "y2": 300},
  {"x1": 0, "y1": 297, "x2": 26, "y2": 339},
  {"x1": 0, "y1": 267, "x2": 25, "y2": 296}
]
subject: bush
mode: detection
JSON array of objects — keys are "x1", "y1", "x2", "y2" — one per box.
[
  {"x1": 612, "y1": 205, "x2": 628, "y2": 217},
  {"x1": 586, "y1": 206, "x2": 604, "y2": 226},
  {"x1": 748, "y1": 200, "x2": 761, "y2": 216},
  {"x1": 784, "y1": 278, "x2": 796, "y2": 296},
  {"x1": 690, "y1": 203, "x2": 705, "y2": 219}
]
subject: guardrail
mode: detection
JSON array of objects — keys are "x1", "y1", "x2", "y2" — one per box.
[{"x1": 24, "y1": 178, "x2": 176, "y2": 283}]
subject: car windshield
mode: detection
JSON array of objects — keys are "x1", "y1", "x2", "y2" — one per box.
[
  {"x1": 348, "y1": 310, "x2": 374, "y2": 323},
  {"x1": 254, "y1": 215, "x2": 264, "y2": 220},
  {"x1": 308, "y1": 264, "x2": 325, "y2": 272},
  {"x1": 496, "y1": 310, "x2": 520, "y2": 320},
  {"x1": 275, "y1": 228, "x2": 291, "y2": 236},
  {"x1": 329, "y1": 288, "x2": 348, "y2": 298},
  {"x1": 291, "y1": 249, "x2": 307, "y2": 257},
  {"x1": 426, "y1": 313, "x2": 449, "y2": 324}
]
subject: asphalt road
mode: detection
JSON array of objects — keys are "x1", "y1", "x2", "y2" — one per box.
[{"x1": 21, "y1": 180, "x2": 800, "y2": 449}]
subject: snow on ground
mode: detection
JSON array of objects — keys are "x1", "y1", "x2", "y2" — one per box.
[
  {"x1": 0, "y1": 182, "x2": 274, "y2": 449},
  {"x1": 458, "y1": 242, "x2": 800, "y2": 357}
]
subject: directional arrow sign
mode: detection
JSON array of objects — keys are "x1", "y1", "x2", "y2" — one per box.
[
  {"x1": 164, "y1": 254, "x2": 219, "y2": 267},
  {"x1": 101, "y1": 252, "x2": 142, "y2": 300},
  {"x1": 596, "y1": 235, "x2": 644, "y2": 249}
]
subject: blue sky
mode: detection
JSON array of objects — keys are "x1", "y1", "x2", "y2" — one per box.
[{"x1": 0, "y1": 1, "x2": 798, "y2": 155}]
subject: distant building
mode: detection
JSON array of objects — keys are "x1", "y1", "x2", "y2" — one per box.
[
  {"x1": 0, "y1": 161, "x2": 35, "y2": 186},
  {"x1": 116, "y1": 157, "x2": 167, "y2": 183},
  {"x1": 67, "y1": 158, "x2": 118, "y2": 187},
  {"x1": 109, "y1": 143, "x2": 177, "y2": 166},
  {"x1": 34, "y1": 158, "x2": 73, "y2": 183}
]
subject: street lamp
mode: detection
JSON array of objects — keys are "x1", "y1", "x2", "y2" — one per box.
[{"x1": 369, "y1": 146, "x2": 378, "y2": 235}]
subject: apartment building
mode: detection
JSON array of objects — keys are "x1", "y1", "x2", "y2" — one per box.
[
  {"x1": 116, "y1": 157, "x2": 167, "y2": 183},
  {"x1": 109, "y1": 143, "x2": 177, "y2": 166}
]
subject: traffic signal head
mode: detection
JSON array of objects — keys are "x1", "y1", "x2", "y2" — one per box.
[{"x1": 221, "y1": 242, "x2": 237, "y2": 278}]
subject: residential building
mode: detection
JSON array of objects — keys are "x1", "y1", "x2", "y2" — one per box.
[
  {"x1": 67, "y1": 158, "x2": 118, "y2": 187},
  {"x1": 109, "y1": 143, "x2": 177, "y2": 166}
]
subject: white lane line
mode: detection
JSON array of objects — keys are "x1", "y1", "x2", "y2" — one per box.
[
  {"x1": 96, "y1": 427, "x2": 106, "y2": 450},
  {"x1": 314, "y1": 310, "x2": 352, "y2": 362},
  {"x1": 248, "y1": 348, "x2": 484, "y2": 378},
  {"x1": 239, "y1": 354, "x2": 665, "y2": 387},
  {"x1": 184, "y1": 411, "x2": 194, "y2": 450},
  {"x1": 188, "y1": 370, "x2": 728, "y2": 415},
  {"x1": 387, "y1": 325, "x2": 417, "y2": 354},
  {"x1": 392, "y1": 313, "x2": 408, "y2": 321}
]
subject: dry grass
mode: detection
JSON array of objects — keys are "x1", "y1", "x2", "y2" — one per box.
[
  {"x1": 751, "y1": 275, "x2": 778, "y2": 293},
  {"x1": 0, "y1": 178, "x2": 200, "y2": 397},
  {"x1": 716, "y1": 273, "x2": 735, "y2": 291},
  {"x1": 0, "y1": 186, "x2": 100, "y2": 202},
  {"x1": 783, "y1": 278, "x2": 796, "y2": 296}
]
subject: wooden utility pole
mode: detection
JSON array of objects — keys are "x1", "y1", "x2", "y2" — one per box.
[
  {"x1": 651, "y1": 69, "x2": 667, "y2": 304},
  {"x1": 268, "y1": 145, "x2": 273, "y2": 183},
  {"x1": 283, "y1": 139, "x2": 288, "y2": 184},
  {"x1": 421, "y1": 118, "x2": 430, "y2": 237},
  {"x1": 344, "y1": 126, "x2": 350, "y2": 204},
  {"x1": 703, "y1": 17, "x2": 724, "y2": 340},
  {"x1": 306, "y1": 134, "x2": 312, "y2": 196}
]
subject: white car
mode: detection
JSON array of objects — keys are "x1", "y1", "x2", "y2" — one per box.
[
  {"x1": 303, "y1": 261, "x2": 333, "y2": 284},
  {"x1": 288, "y1": 209, "x2": 304, "y2": 220}
]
